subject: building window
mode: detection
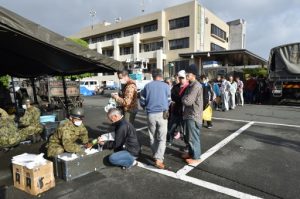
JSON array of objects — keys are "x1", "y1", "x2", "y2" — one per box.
[
  {"x1": 124, "y1": 27, "x2": 141, "y2": 37},
  {"x1": 143, "y1": 22, "x2": 158, "y2": 33},
  {"x1": 169, "y1": 38, "x2": 189, "y2": 50},
  {"x1": 143, "y1": 41, "x2": 163, "y2": 52},
  {"x1": 106, "y1": 32, "x2": 121, "y2": 40},
  {"x1": 211, "y1": 24, "x2": 226, "y2": 40},
  {"x1": 210, "y1": 43, "x2": 225, "y2": 51},
  {"x1": 120, "y1": 46, "x2": 133, "y2": 55},
  {"x1": 103, "y1": 49, "x2": 114, "y2": 57},
  {"x1": 169, "y1": 16, "x2": 189, "y2": 30},
  {"x1": 174, "y1": 60, "x2": 190, "y2": 73}
]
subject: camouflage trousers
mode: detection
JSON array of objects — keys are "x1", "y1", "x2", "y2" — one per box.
[
  {"x1": 0, "y1": 122, "x2": 21, "y2": 148},
  {"x1": 0, "y1": 131, "x2": 21, "y2": 148},
  {"x1": 18, "y1": 125, "x2": 43, "y2": 141},
  {"x1": 47, "y1": 143, "x2": 65, "y2": 158}
]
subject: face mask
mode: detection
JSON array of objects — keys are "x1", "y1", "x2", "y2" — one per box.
[
  {"x1": 22, "y1": 105, "x2": 27, "y2": 110},
  {"x1": 74, "y1": 120, "x2": 82, "y2": 126},
  {"x1": 120, "y1": 79, "x2": 126, "y2": 84}
]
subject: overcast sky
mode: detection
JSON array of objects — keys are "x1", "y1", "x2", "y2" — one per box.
[{"x1": 1, "y1": 0, "x2": 300, "y2": 59}]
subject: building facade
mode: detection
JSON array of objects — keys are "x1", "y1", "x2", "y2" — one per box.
[{"x1": 72, "y1": 0, "x2": 245, "y2": 76}]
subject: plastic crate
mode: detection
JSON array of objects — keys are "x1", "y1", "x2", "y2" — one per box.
[{"x1": 40, "y1": 115, "x2": 56, "y2": 124}]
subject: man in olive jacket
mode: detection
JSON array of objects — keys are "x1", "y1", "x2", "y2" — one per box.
[{"x1": 181, "y1": 64, "x2": 203, "y2": 165}]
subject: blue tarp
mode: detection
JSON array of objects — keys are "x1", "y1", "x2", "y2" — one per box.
[{"x1": 80, "y1": 86, "x2": 95, "y2": 96}]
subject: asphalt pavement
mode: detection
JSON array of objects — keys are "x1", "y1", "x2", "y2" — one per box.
[{"x1": 1, "y1": 95, "x2": 299, "y2": 199}]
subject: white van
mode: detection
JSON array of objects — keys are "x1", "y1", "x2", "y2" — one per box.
[{"x1": 80, "y1": 80, "x2": 100, "y2": 92}]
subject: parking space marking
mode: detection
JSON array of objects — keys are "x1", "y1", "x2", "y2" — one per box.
[
  {"x1": 176, "y1": 122, "x2": 254, "y2": 176},
  {"x1": 137, "y1": 161, "x2": 262, "y2": 199},
  {"x1": 136, "y1": 126, "x2": 148, "y2": 131},
  {"x1": 213, "y1": 117, "x2": 300, "y2": 128}
]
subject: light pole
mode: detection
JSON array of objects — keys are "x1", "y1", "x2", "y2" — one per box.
[{"x1": 89, "y1": 9, "x2": 96, "y2": 30}]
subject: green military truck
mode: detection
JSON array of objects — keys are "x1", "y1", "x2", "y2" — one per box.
[{"x1": 268, "y1": 43, "x2": 300, "y2": 104}]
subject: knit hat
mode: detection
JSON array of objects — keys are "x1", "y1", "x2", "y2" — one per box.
[{"x1": 185, "y1": 64, "x2": 198, "y2": 76}]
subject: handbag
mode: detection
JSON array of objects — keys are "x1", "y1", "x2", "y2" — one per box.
[{"x1": 202, "y1": 105, "x2": 212, "y2": 121}]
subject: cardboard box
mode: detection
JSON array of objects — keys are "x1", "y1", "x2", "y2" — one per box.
[
  {"x1": 12, "y1": 163, "x2": 25, "y2": 191},
  {"x1": 12, "y1": 161, "x2": 55, "y2": 195}
]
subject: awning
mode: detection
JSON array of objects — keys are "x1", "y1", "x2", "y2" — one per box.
[
  {"x1": 0, "y1": 6, "x2": 124, "y2": 78},
  {"x1": 179, "y1": 49, "x2": 267, "y2": 66}
]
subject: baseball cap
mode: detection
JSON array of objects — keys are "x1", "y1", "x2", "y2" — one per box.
[{"x1": 178, "y1": 70, "x2": 186, "y2": 78}]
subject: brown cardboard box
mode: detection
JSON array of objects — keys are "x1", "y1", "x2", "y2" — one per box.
[
  {"x1": 12, "y1": 163, "x2": 25, "y2": 191},
  {"x1": 12, "y1": 161, "x2": 55, "y2": 195}
]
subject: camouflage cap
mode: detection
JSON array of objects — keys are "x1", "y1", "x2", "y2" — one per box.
[{"x1": 70, "y1": 107, "x2": 84, "y2": 119}]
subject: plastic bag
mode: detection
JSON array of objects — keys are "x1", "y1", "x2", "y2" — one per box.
[{"x1": 203, "y1": 105, "x2": 212, "y2": 121}]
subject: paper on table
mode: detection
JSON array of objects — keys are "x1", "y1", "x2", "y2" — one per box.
[
  {"x1": 12, "y1": 153, "x2": 47, "y2": 169},
  {"x1": 57, "y1": 153, "x2": 78, "y2": 161},
  {"x1": 100, "y1": 133, "x2": 115, "y2": 141}
]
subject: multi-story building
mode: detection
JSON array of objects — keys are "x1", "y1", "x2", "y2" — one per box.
[{"x1": 72, "y1": 0, "x2": 245, "y2": 77}]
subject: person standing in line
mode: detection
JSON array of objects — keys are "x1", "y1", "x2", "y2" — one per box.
[
  {"x1": 220, "y1": 76, "x2": 230, "y2": 111},
  {"x1": 167, "y1": 70, "x2": 189, "y2": 145},
  {"x1": 199, "y1": 75, "x2": 214, "y2": 129},
  {"x1": 214, "y1": 75, "x2": 222, "y2": 110},
  {"x1": 111, "y1": 70, "x2": 138, "y2": 125},
  {"x1": 181, "y1": 64, "x2": 203, "y2": 165},
  {"x1": 140, "y1": 69, "x2": 171, "y2": 169},
  {"x1": 228, "y1": 75, "x2": 237, "y2": 110},
  {"x1": 235, "y1": 76, "x2": 244, "y2": 106}
]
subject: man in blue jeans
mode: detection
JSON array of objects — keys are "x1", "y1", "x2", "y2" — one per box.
[
  {"x1": 98, "y1": 108, "x2": 140, "y2": 169},
  {"x1": 181, "y1": 64, "x2": 203, "y2": 165}
]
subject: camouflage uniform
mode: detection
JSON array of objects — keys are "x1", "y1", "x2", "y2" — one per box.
[
  {"x1": 18, "y1": 106, "x2": 43, "y2": 141},
  {"x1": 47, "y1": 119, "x2": 89, "y2": 157},
  {"x1": 0, "y1": 108, "x2": 21, "y2": 148}
]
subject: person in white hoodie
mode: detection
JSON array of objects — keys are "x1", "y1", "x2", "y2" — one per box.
[
  {"x1": 220, "y1": 76, "x2": 230, "y2": 111},
  {"x1": 228, "y1": 75, "x2": 237, "y2": 109}
]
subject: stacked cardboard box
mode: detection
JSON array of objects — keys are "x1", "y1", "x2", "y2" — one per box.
[{"x1": 12, "y1": 160, "x2": 55, "y2": 195}]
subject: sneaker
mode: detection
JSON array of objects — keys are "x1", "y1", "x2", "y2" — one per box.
[
  {"x1": 154, "y1": 159, "x2": 165, "y2": 169},
  {"x1": 174, "y1": 132, "x2": 180, "y2": 140},
  {"x1": 207, "y1": 124, "x2": 213, "y2": 129},
  {"x1": 185, "y1": 158, "x2": 201, "y2": 165},
  {"x1": 181, "y1": 153, "x2": 192, "y2": 159},
  {"x1": 122, "y1": 160, "x2": 138, "y2": 170}
]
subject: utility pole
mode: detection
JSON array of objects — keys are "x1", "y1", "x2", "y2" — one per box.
[
  {"x1": 141, "y1": 0, "x2": 145, "y2": 13},
  {"x1": 89, "y1": 9, "x2": 96, "y2": 30}
]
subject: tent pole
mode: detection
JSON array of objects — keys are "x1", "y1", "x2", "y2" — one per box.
[
  {"x1": 30, "y1": 78, "x2": 38, "y2": 104},
  {"x1": 62, "y1": 76, "x2": 69, "y2": 113},
  {"x1": 10, "y1": 76, "x2": 18, "y2": 115}
]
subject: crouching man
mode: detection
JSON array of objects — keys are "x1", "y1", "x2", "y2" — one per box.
[
  {"x1": 47, "y1": 107, "x2": 89, "y2": 157},
  {"x1": 98, "y1": 108, "x2": 140, "y2": 169}
]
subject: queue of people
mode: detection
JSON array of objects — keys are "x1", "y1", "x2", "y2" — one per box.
[{"x1": 0, "y1": 67, "x2": 270, "y2": 171}]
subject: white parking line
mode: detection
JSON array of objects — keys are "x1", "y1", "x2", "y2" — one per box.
[
  {"x1": 213, "y1": 117, "x2": 300, "y2": 128},
  {"x1": 176, "y1": 122, "x2": 254, "y2": 176},
  {"x1": 136, "y1": 126, "x2": 148, "y2": 131},
  {"x1": 137, "y1": 162, "x2": 262, "y2": 199}
]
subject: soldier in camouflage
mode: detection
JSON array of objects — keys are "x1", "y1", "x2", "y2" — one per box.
[
  {"x1": 47, "y1": 107, "x2": 89, "y2": 157},
  {"x1": 18, "y1": 98, "x2": 43, "y2": 141},
  {"x1": 0, "y1": 108, "x2": 21, "y2": 148}
]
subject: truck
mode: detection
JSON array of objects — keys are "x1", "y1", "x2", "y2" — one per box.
[
  {"x1": 38, "y1": 79, "x2": 83, "y2": 109},
  {"x1": 268, "y1": 42, "x2": 300, "y2": 104}
]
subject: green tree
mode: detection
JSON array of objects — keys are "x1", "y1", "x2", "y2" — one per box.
[
  {"x1": 243, "y1": 68, "x2": 268, "y2": 78},
  {"x1": 0, "y1": 75, "x2": 10, "y2": 88}
]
